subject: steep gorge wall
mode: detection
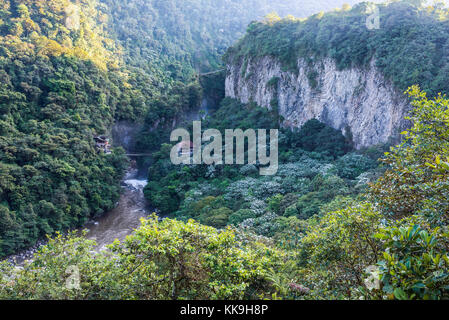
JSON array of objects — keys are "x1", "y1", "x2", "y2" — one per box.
[{"x1": 225, "y1": 56, "x2": 411, "y2": 149}]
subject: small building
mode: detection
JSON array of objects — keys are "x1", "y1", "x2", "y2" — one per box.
[{"x1": 94, "y1": 136, "x2": 111, "y2": 154}]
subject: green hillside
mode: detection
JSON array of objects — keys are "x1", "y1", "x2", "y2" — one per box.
[
  {"x1": 0, "y1": 0, "x2": 379, "y2": 258},
  {"x1": 0, "y1": 0, "x2": 448, "y2": 301},
  {"x1": 225, "y1": 1, "x2": 449, "y2": 96}
]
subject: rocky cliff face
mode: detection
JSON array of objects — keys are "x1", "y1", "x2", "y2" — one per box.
[
  {"x1": 225, "y1": 56, "x2": 410, "y2": 149},
  {"x1": 111, "y1": 121, "x2": 144, "y2": 153}
]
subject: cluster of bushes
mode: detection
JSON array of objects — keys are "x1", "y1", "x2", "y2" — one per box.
[
  {"x1": 298, "y1": 87, "x2": 449, "y2": 299},
  {"x1": 0, "y1": 216, "x2": 290, "y2": 300}
]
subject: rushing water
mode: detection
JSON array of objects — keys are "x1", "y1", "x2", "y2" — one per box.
[
  {"x1": 5, "y1": 168, "x2": 151, "y2": 264},
  {"x1": 83, "y1": 169, "x2": 150, "y2": 251},
  {"x1": 5, "y1": 98, "x2": 212, "y2": 264}
]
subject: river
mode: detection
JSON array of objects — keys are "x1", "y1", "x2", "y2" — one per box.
[
  {"x1": 83, "y1": 168, "x2": 150, "y2": 251},
  {"x1": 5, "y1": 98, "x2": 212, "y2": 264},
  {"x1": 5, "y1": 166, "x2": 151, "y2": 264},
  {"x1": 73, "y1": 98, "x2": 212, "y2": 251}
]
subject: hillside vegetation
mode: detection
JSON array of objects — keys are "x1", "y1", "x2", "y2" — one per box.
[
  {"x1": 0, "y1": 0, "x2": 448, "y2": 301},
  {"x1": 225, "y1": 1, "x2": 449, "y2": 96},
  {"x1": 0, "y1": 0, "x2": 134, "y2": 256},
  {"x1": 1, "y1": 87, "x2": 448, "y2": 300},
  {"x1": 102, "y1": 0, "x2": 375, "y2": 77}
]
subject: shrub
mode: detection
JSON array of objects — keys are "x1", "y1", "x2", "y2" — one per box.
[
  {"x1": 296, "y1": 192, "x2": 323, "y2": 220},
  {"x1": 228, "y1": 209, "x2": 258, "y2": 226},
  {"x1": 298, "y1": 202, "x2": 383, "y2": 299},
  {"x1": 200, "y1": 207, "x2": 233, "y2": 228},
  {"x1": 0, "y1": 217, "x2": 289, "y2": 300},
  {"x1": 375, "y1": 221, "x2": 449, "y2": 300},
  {"x1": 336, "y1": 153, "x2": 377, "y2": 180}
]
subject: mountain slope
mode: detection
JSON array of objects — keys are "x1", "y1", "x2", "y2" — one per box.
[
  {"x1": 0, "y1": 0, "x2": 132, "y2": 256},
  {"x1": 101, "y1": 0, "x2": 383, "y2": 79},
  {"x1": 224, "y1": 1, "x2": 449, "y2": 147}
]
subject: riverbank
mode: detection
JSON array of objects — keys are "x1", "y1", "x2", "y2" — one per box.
[
  {"x1": 84, "y1": 168, "x2": 150, "y2": 250},
  {"x1": 3, "y1": 167, "x2": 151, "y2": 265}
]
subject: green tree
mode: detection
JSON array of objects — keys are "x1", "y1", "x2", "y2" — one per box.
[
  {"x1": 375, "y1": 220, "x2": 449, "y2": 300},
  {"x1": 298, "y1": 202, "x2": 383, "y2": 299},
  {"x1": 370, "y1": 86, "x2": 449, "y2": 224},
  {"x1": 0, "y1": 217, "x2": 289, "y2": 300}
]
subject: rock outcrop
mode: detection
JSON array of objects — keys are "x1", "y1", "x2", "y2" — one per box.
[
  {"x1": 111, "y1": 121, "x2": 144, "y2": 153},
  {"x1": 225, "y1": 56, "x2": 410, "y2": 149}
]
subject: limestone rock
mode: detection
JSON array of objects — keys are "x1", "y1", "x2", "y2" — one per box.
[{"x1": 225, "y1": 56, "x2": 410, "y2": 149}]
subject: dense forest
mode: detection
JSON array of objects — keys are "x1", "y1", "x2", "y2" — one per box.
[
  {"x1": 0, "y1": 0, "x2": 134, "y2": 256},
  {"x1": 102, "y1": 0, "x2": 378, "y2": 77},
  {"x1": 0, "y1": 0, "x2": 448, "y2": 301},
  {"x1": 1, "y1": 87, "x2": 448, "y2": 300}
]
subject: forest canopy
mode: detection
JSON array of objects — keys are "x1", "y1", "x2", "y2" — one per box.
[
  {"x1": 1, "y1": 87, "x2": 448, "y2": 300},
  {"x1": 0, "y1": 0, "x2": 448, "y2": 301}
]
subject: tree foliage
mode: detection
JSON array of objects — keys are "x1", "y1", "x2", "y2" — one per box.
[
  {"x1": 370, "y1": 86, "x2": 449, "y2": 224},
  {"x1": 0, "y1": 216, "x2": 290, "y2": 300}
]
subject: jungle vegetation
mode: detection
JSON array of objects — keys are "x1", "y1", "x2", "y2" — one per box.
[{"x1": 0, "y1": 0, "x2": 448, "y2": 300}]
